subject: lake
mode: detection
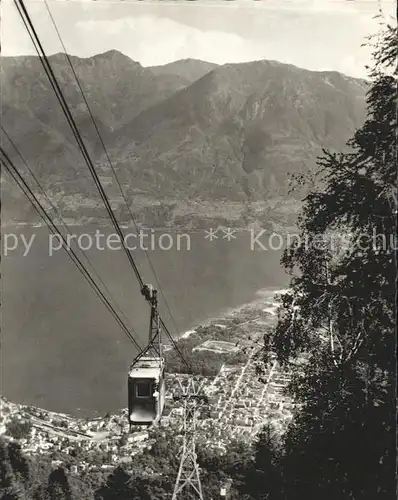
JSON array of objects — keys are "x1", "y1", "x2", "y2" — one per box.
[{"x1": 1, "y1": 224, "x2": 289, "y2": 416}]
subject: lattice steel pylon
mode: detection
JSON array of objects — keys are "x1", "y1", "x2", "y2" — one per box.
[{"x1": 172, "y1": 378, "x2": 205, "y2": 500}]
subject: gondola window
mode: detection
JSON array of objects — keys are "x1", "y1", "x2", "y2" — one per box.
[{"x1": 136, "y1": 381, "x2": 151, "y2": 398}]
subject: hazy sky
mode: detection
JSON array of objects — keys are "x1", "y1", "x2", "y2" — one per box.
[{"x1": 2, "y1": 0, "x2": 395, "y2": 77}]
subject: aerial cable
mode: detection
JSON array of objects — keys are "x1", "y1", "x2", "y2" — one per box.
[
  {"x1": 43, "y1": 0, "x2": 183, "y2": 342},
  {"x1": 15, "y1": 0, "x2": 190, "y2": 370},
  {"x1": 13, "y1": 0, "x2": 144, "y2": 289},
  {"x1": 1, "y1": 147, "x2": 143, "y2": 352},
  {"x1": 1, "y1": 148, "x2": 142, "y2": 351},
  {"x1": 1, "y1": 126, "x2": 138, "y2": 339},
  {"x1": 160, "y1": 318, "x2": 190, "y2": 370}
]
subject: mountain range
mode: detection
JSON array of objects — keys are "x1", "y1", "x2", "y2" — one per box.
[{"x1": 1, "y1": 50, "x2": 368, "y2": 227}]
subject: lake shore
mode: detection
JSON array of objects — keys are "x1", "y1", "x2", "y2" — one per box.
[{"x1": 178, "y1": 286, "x2": 288, "y2": 341}]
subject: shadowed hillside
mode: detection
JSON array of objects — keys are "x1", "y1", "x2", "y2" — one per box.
[
  {"x1": 1, "y1": 52, "x2": 367, "y2": 226},
  {"x1": 107, "y1": 60, "x2": 367, "y2": 202}
]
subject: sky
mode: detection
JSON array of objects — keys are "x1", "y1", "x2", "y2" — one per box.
[{"x1": 1, "y1": 0, "x2": 396, "y2": 78}]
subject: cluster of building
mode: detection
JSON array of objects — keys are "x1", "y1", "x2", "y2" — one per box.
[
  {"x1": 0, "y1": 397, "x2": 156, "y2": 472},
  {"x1": 205, "y1": 357, "x2": 294, "y2": 441},
  {"x1": 158, "y1": 306, "x2": 299, "y2": 450},
  {"x1": 1, "y1": 290, "x2": 303, "y2": 466},
  {"x1": 158, "y1": 356, "x2": 295, "y2": 453}
]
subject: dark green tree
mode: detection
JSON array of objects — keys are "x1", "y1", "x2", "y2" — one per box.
[
  {"x1": 94, "y1": 467, "x2": 134, "y2": 500},
  {"x1": 250, "y1": 426, "x2": 282, "y2": 500},
  {"x1": 197, "y1": 439, "x2": 255, "y2": 500},
  {"x1": 5, "y1": 420, "x2": 32, "y2": 441},
  {"x1": 0, "y1": 439, "x2": 27, "y2": 500},
  {"x1": 258, "y1": 20, "x2": 396, "y2": 500},
  {"x1": 7, "y1": 442, "x2": 30, "y2": 486},
  {"x1": 32, "y1": 483, "x2": 50, "y2": 500},
  {"x1": 47, "y1": 468, "x2": 72, "y2": 500}
]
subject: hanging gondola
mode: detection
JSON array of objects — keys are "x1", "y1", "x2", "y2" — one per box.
[
  {"x1": 8, "y1": 0, "x2": 185, "y2": 435},
  {"x1": 128, "y1": 285, "x2": 166, "y2": 428}
]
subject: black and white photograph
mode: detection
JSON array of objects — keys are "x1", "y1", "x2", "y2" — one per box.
[{"x1": 0, "y1": 0, "x2": 396, "y2": 498}]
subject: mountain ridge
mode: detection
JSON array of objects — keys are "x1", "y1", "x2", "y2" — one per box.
[
  {"x1": 1, "y1": 51, "x2": 367, "y2": 226},
  {"x1": 101, "y1": 58, "x2": 367, "y2": 203}
]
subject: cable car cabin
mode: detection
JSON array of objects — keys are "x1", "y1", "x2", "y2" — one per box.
[{"x1": 128, "y1": 357, "x2": 165, "y2": 426}]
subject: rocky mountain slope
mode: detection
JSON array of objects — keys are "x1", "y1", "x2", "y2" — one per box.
[
  {"x1": 106, "y1": 60, "x2": 367, "y2": 203},
  {"x1": 1, "y1": 51, "x2": 367, "y2": 226},
  {"x1": 149, "y1": 58, "x2": 218, "y2": 83},
  {"x1": 1, "y1": 50, "x2": 188, "y2": 172}
]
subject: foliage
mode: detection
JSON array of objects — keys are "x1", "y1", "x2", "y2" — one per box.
[
  {"x1": 0, "y1": 438, "x2": 41, "y2": 500},
  {"x1": 5, "y1": 420, "x2": 32, "y2": 441},
  {"x1": 256, "y1": 21, "x2": 396, "y2": 500},
  {"x1": 0, "y1": 438, "x2": 93, "y2": 500},
  {"x1": 47, "y1": 468, "x2": 72, "y2": 500},
  {"x1": 0, "y1": 439, "x2": 22, "y2": 500},
  {"x1": 94, "y1": 467, "x2": 134, "y2": 500},
  {"x1": 1, "y1": 19, "x2": 395, "y2": 500}
]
